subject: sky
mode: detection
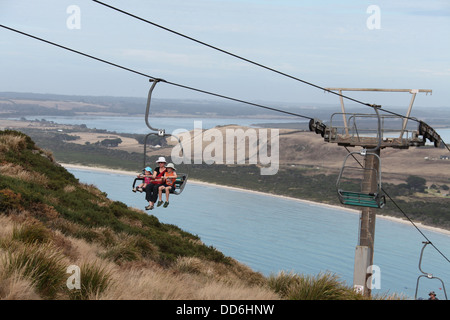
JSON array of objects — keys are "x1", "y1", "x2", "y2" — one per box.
[{"x1": 1, "y1": 0, "x2": 449, "y2": 111}]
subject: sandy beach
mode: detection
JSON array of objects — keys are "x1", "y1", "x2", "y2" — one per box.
[{"x1": 60, "y1": 162, "x2": 450, "y2": 237}]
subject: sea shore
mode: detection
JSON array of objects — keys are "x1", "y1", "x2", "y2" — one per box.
[{"x1": 60, "y1": 163, "x2": 450, "y2": 237}]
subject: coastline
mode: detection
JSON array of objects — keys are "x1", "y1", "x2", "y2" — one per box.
[{"x1": 60, "y1": 162, "x2": 450, "y2": 237}]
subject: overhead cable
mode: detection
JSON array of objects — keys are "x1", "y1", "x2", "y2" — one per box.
[
  {"x1": 92, "y1": 1, "x2": 450, "y2": 150},
  {"x1": 94, "y1": 0, "x2": 444, "y2": 127},
  {"x1": 2, "y1": 24, "x2": 448, "y2": 150}
]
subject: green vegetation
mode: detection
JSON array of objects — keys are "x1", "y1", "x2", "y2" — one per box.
[
  {"x1": 267, "y1": 271, "x2": 404, "y2": 300},
  {"x1": 67, "y1": 262, "x2": 112, "y2": 300},
  {"x1": 2, "y1": 242, "x2": 67, "y2": 299}
]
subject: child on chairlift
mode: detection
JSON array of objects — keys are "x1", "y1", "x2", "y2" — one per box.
[
  {"x1": 157, "y1": 163, "x2": 177, "y2": 208},
  {"x1": 133, "y1": 167, "x2": 153, "y2": 193}
]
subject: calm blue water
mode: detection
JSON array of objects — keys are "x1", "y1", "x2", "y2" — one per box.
[{"x1": 67, "y1": 167, "x2": 450, "y2": 299}]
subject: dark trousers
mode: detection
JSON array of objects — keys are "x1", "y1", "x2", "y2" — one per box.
[{"x1": 145, "y1": 183, "x2": 162, "y2": 203}]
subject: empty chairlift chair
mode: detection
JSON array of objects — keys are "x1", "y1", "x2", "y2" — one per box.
[{"x1": 336, "y1": 150, "x2": 386, "y2": 209}]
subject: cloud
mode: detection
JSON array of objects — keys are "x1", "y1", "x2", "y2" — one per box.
[
  {"x1": 118, "y1": 48, "x2": 251, "y2": 74},
  {"x1": 121, "y1": 49, "x2": 192, "y2": 65},
  {"x1": 386, "y1": 0, "x2": 450, "y2": 17},
  {"x1": 413, "y1": 68, "x2": 450, "y2": 77}
]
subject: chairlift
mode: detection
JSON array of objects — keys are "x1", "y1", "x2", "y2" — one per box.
[
  {"x1": 335, "y1": 106, "x2": 386, "y2": 208},
  {"x1": 414, "y1": 241, "x2": 448, "y2": 300},
  {"x1": 132, "y1": 79, "x2": 189, "y2": 195}
]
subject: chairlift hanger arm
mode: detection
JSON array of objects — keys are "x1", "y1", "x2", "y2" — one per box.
[
  {"x1": 418, "y1": 241, "x2": 432, "y2": 275},
  {"x1": 145, "y1": 78, "x2": 167, "y2": 134},
  {"x1": 415, "y1": 241, "x2": 448, "y2": 300},
  {"x1": 366, "y1": 105, "x2": 381, "y2": 153}
]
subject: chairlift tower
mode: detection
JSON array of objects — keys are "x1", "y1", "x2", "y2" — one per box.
[{"x1": 309, "y1": 87, "x2": 439, "y2": 297}]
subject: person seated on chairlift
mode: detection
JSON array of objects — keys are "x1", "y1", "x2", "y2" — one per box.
[
  {"x1": 145, "y1": 156, "x2": 167, "y2": 210},
  {"x1": 133, "y1": 167, "x2": 153, "y2": 193},
  {"x1": 157, "y1": 163, "x2": 177, "y2": 208}
]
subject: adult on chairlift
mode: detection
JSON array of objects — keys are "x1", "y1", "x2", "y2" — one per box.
[{"x1": 144, "y1": 157, "x2": 167, "y2": 210}]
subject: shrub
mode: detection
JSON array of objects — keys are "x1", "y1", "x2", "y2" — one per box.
[
  {"x1": 67, "y1": 262, "x2": 112, "y2": 300},
  {"x1": 12, "y1": 222, "x2": 53, "y2": 244},
  {"x1": 175, "y1": 257, "x2": 204, "y2": 275},
  {"x1": 0, "y1": 132, "x2": 27, "y2": 153},
  {"x1": 267, "y1": 271, "x2": 364, "y2": 300},
  {"x1": 102, "y1": 243, "x2": 142, "y2": 264},
  {"x1": 128, "y1": 234, "x2": 159, "y2": 259},
  {"x1": 1, "y1": 242, "x2": 67, "y2": 299},
  {"x1": 406, "y1": 175, "x2": 427, "y2": 193},
  {"x1": 0, "y1": 189, "x2": 23, "y2": 212},
  {"x1": 267, "y1": 271, "x2": 301, "y2": 298}
]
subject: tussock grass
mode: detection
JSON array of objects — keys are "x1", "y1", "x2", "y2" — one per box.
[
  {"x1": 0, "y1": 270, "x2": 41, "y2": 300},
  {"x1": 12, "y1": 220, "x2": 53, "y2": 244},
  {"x1": 0, "y1": 133, "x2": 27, "y2": 153},
  {"x1": 267, "y1": 271, "x2": 367, "y2": 300},
  {"x1": 49, "y1": 218, "x2": 114, "y2": 244},
  {"x1": 173, "y1": 256, "x2": 267, "y2": 287},
  {"x1": 0, "y1": 215, "x2": 14, "y2": 240},
  {"x1": 102, "y1": 242, "x2": 142, "y2": 263},
  {"x1": 67, "y1": 261, "x2": 113, "y2": 300},
  {"x1": 0, "y1": 163, "x2": 49, "y2": 186},
  {"x1": 1, "y1": 242, "x2": 67, "y2": 299},
  {"x1": 99, "y1": 265, "x2": 279, "y2": 300},
  {"x1": 63, "y1": 185, "x2": 76, "y2": 193},
  {"x1": 175, "y1": 256, "x2": 205, "y2": 275},
  {"x1": 101, "y1": 234, "x2": 159, "y2": 264}
]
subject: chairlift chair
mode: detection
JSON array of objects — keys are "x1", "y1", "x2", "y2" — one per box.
[
  {"x1": 335, "y1": 106, "x2": 386, "y2": 209},
  {"x1": 336, "y1": 150, "x2": 386, "y2": 208},
  {"x1": 132, "y1": 173, "x2": 187, "y2": 195},
  {"x1": 131, "y1": 79, "x2": 189, "y2": 195}
]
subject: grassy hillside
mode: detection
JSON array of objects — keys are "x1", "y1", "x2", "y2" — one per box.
[
  {"x1": 0, "y1": 130, "x2": 271, "y2": 299},
  {"x1": 0, "y1": 130, "x2": 403, "y2": 300}
]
